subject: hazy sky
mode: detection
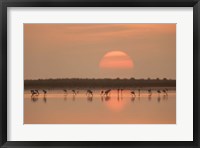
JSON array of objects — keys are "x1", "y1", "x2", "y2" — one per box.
[{"x1": 24, "y1": 24, "x2": 176, "y2": 80}]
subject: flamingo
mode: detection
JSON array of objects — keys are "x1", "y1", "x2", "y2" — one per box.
[
  {"x1": 30, "y1": 90, "x2": 37, "y2": 96},
  {"x1": 100, "y1": 90, "x2": 104, "y2": 96},
  {"x1": 105, "y1": 96, "x2": 111, "y2": 101},
  {"x1": 86, "y1": 90, "x2": 93, "y2": 97},
  {"x1": 130, "y1": 90, "x2": 136, "y2": 97},
  {"x1": 72, "y1": 90, "x2": 77, "y2": 95},
  {"x1": 104, "y1": 89, "x2": 111, "y2": 97},
  {"x1": 162, "y1": 89, "x2": 168, "y2": 95},
  {"x1": 138, "y1": 89, "x2": 140, "y2": 96},
  {"x1": 34, "y1": 90, "x2": 39, "y2": 95},
  {"x1": 42, "y1": 89, "x2": 47, "y2": 94},
  {"x1": 148, "y1": 89, "x2": 152, "y2": 96},
  {"x1": 63, "y1": 89, "x2": 67, "y2": 93},
  {"x1": 157, "y1": 90, "x2": 161, "y2": 96}
]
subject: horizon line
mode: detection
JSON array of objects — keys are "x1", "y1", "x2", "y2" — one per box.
[{"x1": 24, "y1": 77, "x2": 176, "y2": 81}]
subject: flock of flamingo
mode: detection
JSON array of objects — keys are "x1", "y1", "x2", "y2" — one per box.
[{"x1": 30, "y1": 88, "x2": 168, "y2": 97}]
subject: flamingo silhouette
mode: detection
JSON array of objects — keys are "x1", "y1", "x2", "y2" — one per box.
[
  {"x1": 162, "y1": 89, "x2": 168, "y2": 95},
  {"x1": 100, "y1": 90, "x2": 104, "y2": 96},
  {"x1": 138, "y1": 89, "x2": 140, "y2": 96},
  {"x1": 104, "y1": 89, "x2": 111, "y2": 97},
  {"x1": 63, "y1": 89, "x2": 67, "y2": 94},
  {"x1": 86, "y1": 90, "x2": 93, "y2": 97},
  {"x1": 157, "y1": 90, "x2": 161, "y2": 96},
  {"x1": 30, "y1": 90, "x2": 37, "y2": 96},
  {"x1": 35, "y1": 90, "x2": 39, "y2": 95},
  {"x1": 42, "y1": 89, "x2": 47, "y2": 95},
  {"x1": 130, "y1": 90, "x2": 136, "y2": 97},
  {"x1": 72, "y1": 90, "x2": 77, "y2": 95},
  {"x1": 148, "y1": 89, "x2": 152, "y2": 96}
]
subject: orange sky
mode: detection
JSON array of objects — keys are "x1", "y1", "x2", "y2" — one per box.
[{"x1": 24, "y1": 24, "x2": 176, "y2": 80}]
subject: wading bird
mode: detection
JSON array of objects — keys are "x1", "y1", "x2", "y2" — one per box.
[
  {"x1": 42, "y1": 89, "x2": 47, "y2": 95},
  {"x1": 104, "y1": 89, "x2": 111, "y2": 97},
  {"x1": 162, "y1": 89, "x2": 168, "y2": 95},
  {"x1": 63, "y1": 89, "x2": 67, "y2": 94},
  {"x1": 130, "y1": 90, "x2": 136, "y2": 97},
  {"x1": 148, "y1": 89, "x2": 152, "y2": 96},
  {"x1": 30, "y1": 90, "x2": 37, "y2": 96},
  {"x1": 35, "y1": 90, "x2": 39, "y2": 95},
  {"x1": 100, "y1": 90, "x2": 104, "y2": 96},
  {"x1": 86, "y1": 90, "x2": 93, "y2": 97},
  {"x1": 157, "y1": 90, "x2": 161, "y2": 96},
  {"x1": 138, "y1": 89, "x2": 140, "y2": 96},
  {"x1": 72, "y1": 90, "x2": 77, "y2": 96}
]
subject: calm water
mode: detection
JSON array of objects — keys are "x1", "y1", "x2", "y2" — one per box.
[{"x1": 24, "y1": 88, "x2": 176, "y2": 124}]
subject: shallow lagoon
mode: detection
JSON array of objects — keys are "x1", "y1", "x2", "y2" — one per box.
[{"x1": 24, "y1": 88, "x2": 176, "y2": 124}]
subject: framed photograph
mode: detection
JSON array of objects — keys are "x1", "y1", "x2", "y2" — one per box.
[{"x1": 0, "y1": 0, "x2": 199, "y2": 147}]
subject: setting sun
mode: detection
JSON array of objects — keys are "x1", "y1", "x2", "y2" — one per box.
[{"x1": 99, "y1": 51, "x2": 134, "y2": 69}]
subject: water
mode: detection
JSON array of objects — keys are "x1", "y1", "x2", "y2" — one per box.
[{"x1": 24, "y1": 88, "x2": 176, "y2": 124}]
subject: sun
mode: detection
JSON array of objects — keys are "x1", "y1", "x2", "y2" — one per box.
[{"x1": 99, "y1": 51, "x2": 134, "y2": 69}]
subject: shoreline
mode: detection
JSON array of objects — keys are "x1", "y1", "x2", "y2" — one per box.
[{"x1": 24, "y1": 78, "x2": 176, "y2": 89}]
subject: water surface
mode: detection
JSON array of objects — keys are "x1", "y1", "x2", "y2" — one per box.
[{"x1": 24, "y1": 88, "x2": 176, "y2": 124}]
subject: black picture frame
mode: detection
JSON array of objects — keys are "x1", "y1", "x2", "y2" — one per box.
[{"x1": 0, "y1": 0, "x2": 199, "y2": 147}]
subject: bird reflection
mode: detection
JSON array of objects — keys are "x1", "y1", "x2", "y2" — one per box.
[
  {"x1": 138, "y1": 96, "x2": 140, "y2": 101},
  {"x1": 117, "y1": 89, "x2": 120, "y2": 98},
  {"x1": 121, "y1": 94, "x2": 123, "y2": 100},
  {"x1": 64, "y1": 94, "x2": 67, "y2": 101},
  {"x1": 163, "y1": 95, "x2": 168, "y2": 100},
  {"x1": 43, "y1": 95, "x2": 47, "y2": 103},
  {"x1": 101, "y1": 96, "x2": 104, "y2": 102},
  {"x1": 131, "y1": 96, "x2": 135, "y2": 102},
  {"x1": 148, "y1": 95, "x2": 152, "y2": 101},
  {"x1": 138, "y1": 89, "x2": 141, "y2": 97},
  {"x1": 72, "y1": 95, "x2": 76, "y2": 101},
  {"x1": 105, "y1": 96, "x2": 111, "y2": 101},
  {"x1": 157, "y1": 96, "x2": 161, "y2": 102},
  {"x1": 31, "y1": 95, "x2": 38, "y2": 102},
  {"x1": 120, "y1": 89, "x2": 123, "y2": 97},
  {"x1": 87, "y1": 96, "x2": 93, "y2": 102}
]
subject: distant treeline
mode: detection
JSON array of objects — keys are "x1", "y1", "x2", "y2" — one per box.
[{"x1": 24, "y1": 78, "x2": 176, "y2": 89}]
